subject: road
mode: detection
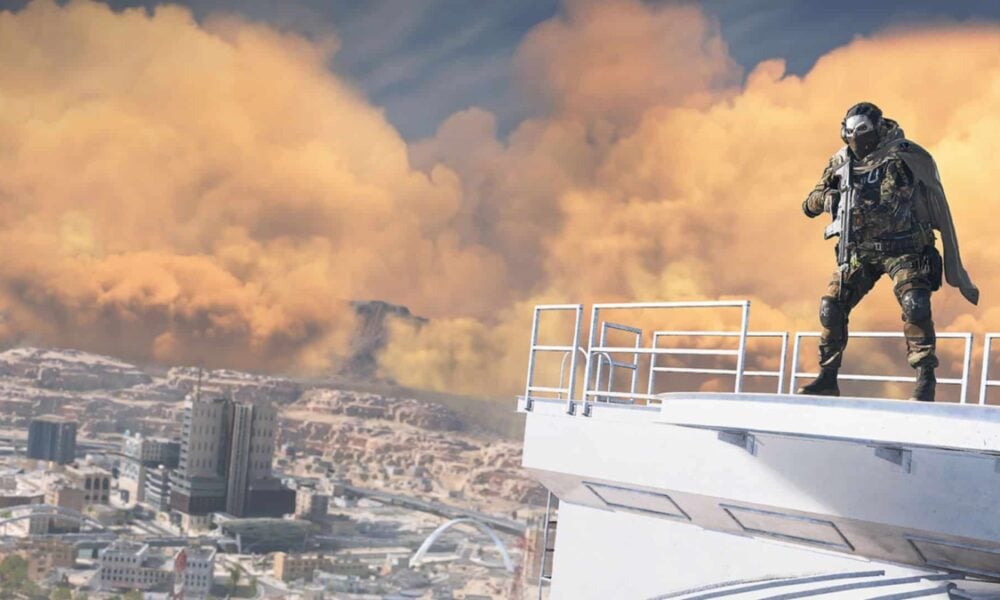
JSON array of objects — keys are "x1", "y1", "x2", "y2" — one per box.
[{"x1": 342, "y1": 484, "x2": 527, "y2": 535}]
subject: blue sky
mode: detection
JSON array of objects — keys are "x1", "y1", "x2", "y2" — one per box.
[{"x1": 4, "y1": 0, "x2": 999, "y2": 139}]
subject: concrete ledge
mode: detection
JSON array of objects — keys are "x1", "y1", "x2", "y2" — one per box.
[{"x1": 656, "y1": 392, "x2": 1000, "y2": 454}]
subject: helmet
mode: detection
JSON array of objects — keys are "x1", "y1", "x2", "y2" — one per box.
[{"x1": 841, "y1": 102, "x2": 883, "y2": 159}]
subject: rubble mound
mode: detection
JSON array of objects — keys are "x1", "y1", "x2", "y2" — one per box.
[
  {"x1": 297, "y1": 389, "x2": 463, "y2": 432},
  {"x1": 166, "y1": 366, "x2": 301, "y2": 404},
  {"x1": 0, "y1": 347, "x2": 152, "y2": 391}
]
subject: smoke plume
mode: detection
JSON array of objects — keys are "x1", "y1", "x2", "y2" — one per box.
[{"x1": 1, "y1": 0, "x2": 998, "y2": 399}]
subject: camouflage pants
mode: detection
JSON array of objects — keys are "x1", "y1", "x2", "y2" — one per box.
[{"x1": 819, "y1": 252, "x2": 937, "y2": 370}]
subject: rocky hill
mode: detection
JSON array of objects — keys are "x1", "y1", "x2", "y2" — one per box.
[{"x1": 0, "y1": 346, "x2": 542, "y2": 509}]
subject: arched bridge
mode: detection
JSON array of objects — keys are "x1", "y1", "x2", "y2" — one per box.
[
  {"x1": 0, "y1": 504, "x2": 107, "y2": 532},
  {"x1": 410, "y1": 518, "x2": 514, "y2": 572}
]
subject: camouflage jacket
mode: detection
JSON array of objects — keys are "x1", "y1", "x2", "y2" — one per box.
[{"x1": 803, "y1": 156, "x2": 926, "y2": 244}]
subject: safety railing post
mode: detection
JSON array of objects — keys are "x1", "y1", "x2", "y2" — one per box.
[
  {"x1": 981, "y1": 334, "x2": 998, "y2": 406},
  {"x1": 631, "y1": 331, "x2": 641, "y2": 395},
  {"x1": 594, "y1": 324, "x2": 606, "y2": 404},
  {"x1": 789, "y1": 333, "x2": 803, "y2": 394},
  {"x1": 960, "y1": 333, "x2": 973, "y2": 404},
  {"x1": 524, "y1": 306, "x2": 541, "y2": 411},
  {"x1": 734, "y1": 301, "x2": 750, "y2": 393},
  {"x1": 777, "y1": 332, "x2": 789, "y2": 394},
  {"x1": 567, "y1": 305, "x2": 583, "y2": 412},
  {"x1": 580, "y1": 305, "x2": 600, "y2": 416},
  {"x1": 647, "y1": 333, "x2": 659, "y2": 395}
]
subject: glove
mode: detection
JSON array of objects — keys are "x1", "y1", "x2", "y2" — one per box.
[{"x1": 823, "y1": 190, "x2": 839, "y2": 215}]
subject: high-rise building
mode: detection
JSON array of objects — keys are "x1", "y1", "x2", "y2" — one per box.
[
  {"x1": 123, "y1": 433, "x2": 181, "y2": 468},
  {"x1": 26, "y1": 416, "x2": 77, "y2": 464},
  {"x1": 144, "y1": 465, "x2": 173, "y2": 513},
  {"x1": 171, "y1": 396, "x2": 293, "y2": 521},
  {"x1": 225, "y1": 401, "x2": 277, "y2": 516},
  {"x1": 170, "y1": 397, "x2": 229, "y2": 518},
  {"x1": 121, "y1": 434, "x2": 181, "y2": 505}
]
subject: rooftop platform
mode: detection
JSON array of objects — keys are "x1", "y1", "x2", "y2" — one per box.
[{"x1": 518, "y1": 300, "x2": 1000, "y2": 597}]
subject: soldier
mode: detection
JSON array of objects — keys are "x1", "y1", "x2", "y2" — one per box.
[{"x1": 798, "y1": 102, "x2": 978, "y2": 401}]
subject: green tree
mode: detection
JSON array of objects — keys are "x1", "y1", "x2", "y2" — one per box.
[
  {"x1": 227, "y1": 566, "x2": 242, "y2": 593},
  {"x1": 123, "y1": 591, "x2": 142, "y2": 600},
  {"x1": 0, "y1": 554, "x2": 28, "y2": 584},
  {"x1": 49, "y1": 589, "x2": 72, "y2": 600}
]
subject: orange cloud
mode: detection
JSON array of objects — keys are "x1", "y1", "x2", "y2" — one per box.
[
  {"x1": 0, "y1": 0, "x2": 998, "y2": 402},
  {"x1": 384, "y1": 8, "x2": 1000, "y2": 400},
  {"x1": 0, "y1": 0, "x2": 508, "y2": 372}
]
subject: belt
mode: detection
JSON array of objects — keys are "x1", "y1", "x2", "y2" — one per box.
[{"x1": 856, "y1": 236, "x2": 925, "y2": 254}]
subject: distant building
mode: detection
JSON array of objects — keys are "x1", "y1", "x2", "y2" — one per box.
[
  {"x1": 246, "y1": 477, "x2": 296, "y2": 518},
  {"x1": 65, "y1": 463, "x2": 111, "y2": 505},
  {"x1": 175, "y1": 546, "x2": 216, "y2": 599},
  {"x1": 295, "y1": 489, "x2": 329, "y2": 522},
  {"x1": 0, "y1": 539, "x2": 75, "y2": 581},
  {"x1": 98, "y1": 540, "x2": 174, "y2": 592},
  {"x1": 225, "y1": 401, "x2": 277, "y2": 516},
  {"x1": 0, "y1": 474, "x2": 43, "y2": 509},
  {"x1": 144, "y1": 465, "x2": 173, "y2": 512},
  {"x1": 121, "y1": 434, "x2": 181, "y2": 505},
  {"x1": 41, "y1": 483, "x2": 86, "y2": 533},
  {"x1": 123, "y1": 433, "x2": 180, "y2": 468},
  {"x1": 119, "y1": 460, "x2": 146, "y2": 505},
  {"x1": 171, "y1": 397, "x2": 230, "y2": 520},
  {"x1": 172, "y1": 396, "x2": 293, "y2": 523},
  {"x1": 218, "y1": 518, "x2": 313, "y2": 554},
  {"x1": 26, "y1": 415, "x2": 76, "y2": 464},
  {"x1": 274, "y1": 552, "x2": 328, "y2": 582}
]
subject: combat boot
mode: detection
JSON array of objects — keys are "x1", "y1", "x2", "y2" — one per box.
[
  {"x1": 910, "y1": 364, "x2": 936, "y2": 402},
  {"x1": 797, "y1": 367, "x2": 840, "y2": 397}
]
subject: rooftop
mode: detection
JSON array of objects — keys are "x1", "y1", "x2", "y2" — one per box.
[
  {"x1": 184, "y1": 546, "x2": 216, "y2": 560},
  {"x1": 31, "y1": 414, "x2": 75, "y2": 424},
  {"x1": 102, "y1": 540, "x2": 148, "y2": 555}
]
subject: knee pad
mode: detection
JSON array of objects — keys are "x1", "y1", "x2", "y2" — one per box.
[
  {"x1": 819, "y1": 296, "x2": 846, "y2": 330},
  {"x1": 900, "y1": 288, "x2": 932, "y2": 323}
]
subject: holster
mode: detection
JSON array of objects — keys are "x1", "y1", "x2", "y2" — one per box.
[{"x1": 922, "y1": 246, "x2": 943, "y2": 291}]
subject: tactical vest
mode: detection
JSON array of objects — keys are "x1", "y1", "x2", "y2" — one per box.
[{"x1": 850, "y1": 160, "x2": 927, "y2": 246}]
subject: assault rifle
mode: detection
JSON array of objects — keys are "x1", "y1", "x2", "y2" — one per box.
[{"x1": 823, "y1": 156, "x2": 856, "y2": 301}]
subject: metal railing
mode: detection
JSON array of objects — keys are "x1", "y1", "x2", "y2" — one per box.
[
  {"x1": 593, "y1": 322, "x2": 642, "y2": 402},
  {"x1": 581, "y1": 301, "x2": 751, "y2": 413},
  {"x1": 522, "y1": 301, "x2": 992, "y2": 412},
  {"x1": 789, "y1": 331, "x2": 975, "y2": 403},
  {"x1": 557, "y1": 347, "x2": 588, "y2": 399},
  {"x1": 648, "y1": 331, "x2": 789, "y2": 395},
  {"x1": 979, "y1": 333, "x2": 1000, "y2": 406},
  {"x1": 524, "y1": 304, "x2": 583, "y2": 413}
]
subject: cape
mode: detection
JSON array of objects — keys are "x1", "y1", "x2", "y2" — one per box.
[{"x1": 835, "y1": 121, "x2": 980, "y2": 305}]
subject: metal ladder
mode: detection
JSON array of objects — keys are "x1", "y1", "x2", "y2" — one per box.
[{"x1": 537, "y1": 491, "x2": 559, "y2": 599}]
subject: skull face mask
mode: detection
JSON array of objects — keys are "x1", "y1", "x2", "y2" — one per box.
[{"x1": 841, "y1": 114, "x2": 879, "y2": 159}]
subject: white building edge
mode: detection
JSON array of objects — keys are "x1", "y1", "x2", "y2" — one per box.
[{"x1": 518, "y1": 301, "x2": 1000, "y2": 599}]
